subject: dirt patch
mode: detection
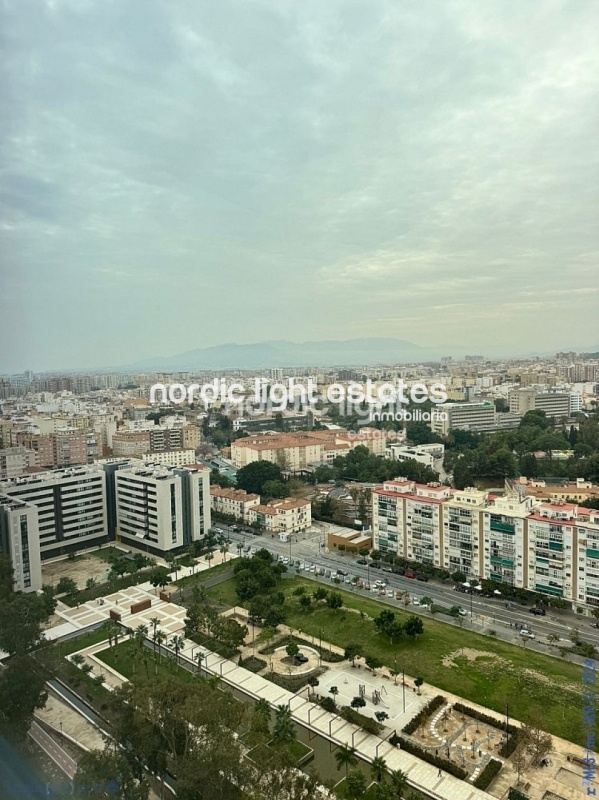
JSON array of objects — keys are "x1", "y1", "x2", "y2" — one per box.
[
  {"x1": 42, "y1": 554, "x2": 112, "y2": 591},
  {"x1": 442, "y1": 647, "x2": 503, "y2": 667}
]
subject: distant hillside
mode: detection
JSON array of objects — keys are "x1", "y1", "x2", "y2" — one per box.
[{"x1": 120, "y1": 338, "x2": 433, "y2": 370}]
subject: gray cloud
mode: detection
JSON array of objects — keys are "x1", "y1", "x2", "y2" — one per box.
[{"x1": 1, "y1": 0, "x2": 598, "y2": 370}]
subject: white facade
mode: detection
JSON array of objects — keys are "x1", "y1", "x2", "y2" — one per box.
[{"x1": 0, "y1": 494, "x2": 42, "y2": 592}]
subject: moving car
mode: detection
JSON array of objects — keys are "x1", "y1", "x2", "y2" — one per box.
[
  {"x1": 520, "y1": 629, "x2": 535, "y2": 639},
  {"x1": 529, "y1": 607, "x2": 546, "y2": 616}
]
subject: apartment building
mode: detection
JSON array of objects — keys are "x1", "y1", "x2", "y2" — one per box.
[
  {"x1": 372, "y1": 476, "x2": 599, "y2": 607},
  {"x1": 13, "y1": 431, "x2": 87, "y2": 469},
  {"x1": 141, "y1": 449, "x2": 196, "y2": 467},
  {"x1": 482, "y1": 486, "x2": 534, "y2": 588},
  {"x1": 149, "y1": 426, "x2": 183, "y2": 452},
  {"x1": 112, "y1": 431, "x2": 151, "y2": 458},
  {"x1": 0, "y1": 465, "x2": 109, "y2": 560},
  {"x1": 0, "y1": 494, "x2": 42, "y2": 592},
  {"x1": 373, "y1": 479, "x2": 453, "y2": 566},
  {"x1": 114, "y1": 463, "x2": 211, "y2": 555},
  {"x1": 230, "y1": 429, "x2": 388, "y2": 470},
  {"x1": 246, "y1": 497, "x2": 311, "y2": 534},
  {"x1": 430, "y1": 401, "x2": 497, "y2": 436},
  {"x1": 0, "y1": 446, "x2": 38, "y2": 479},
  {"x1": 210, "y1": 487, "x2": 260, "y2": 520},
  {"x1": 443, "y1": 488, "x2": 487, "y2": 578}
]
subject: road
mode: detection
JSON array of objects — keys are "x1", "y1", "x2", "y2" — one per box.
[
  {"x1": 29, "y1": 719, "x2": 77, "y2": 780},
  {"x1": 216, "y1": 522, "x2": 596, "y2": 658}
]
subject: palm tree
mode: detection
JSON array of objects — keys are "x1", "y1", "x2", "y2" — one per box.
[
  {"x1": 220, "y1": 544, "x2": 228, "y2": 563},
  {"x1": 154, "y1": 630, "x2": 166, "y2": 668},
  {"x1": 389, "y1": 769, "x2": 408, "y2": 799},
  {"x1": 272, "y1": 704, "x2": 296, "y2": 746},
  {"x1": 149, "y1": 616, "x2": 160, "y2": 640},
  {"x1": 371, "y1": 755, "x2": 388, "y2": 783},
  {"x1": 206, "y1": 550, "x2": 214, "y2": 569},
  {"x1": 335, "y1": 743, "x2": 358, "y2": 776},
  {"x1": 307, "y1": 676, "x2": 319, "y2": 700},
  {"x1": 195, "y1": 650, "x2": 205, "y2": 674},
  {"x1": 252, "y1": 698, "x2": 271, "y2": 735},
  {"x1": 169, "y1": 635, "x2": 185, "y2": 666},
  {"x1": 329, "y1": 686, "x2": 339, "y2": 706},
  {"x1": 134, "y1": 624, "x2": 148, "y2": 650}
]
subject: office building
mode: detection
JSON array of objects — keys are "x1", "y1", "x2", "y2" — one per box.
[
  {"x1": 508, "y1": 389, "x2": 571, "y2": 420},
  {"x1": 430, "y1": 401, "x2": 497, "y2": 436}
]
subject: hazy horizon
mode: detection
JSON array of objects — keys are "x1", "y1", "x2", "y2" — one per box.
[{"x1": 2, "y1": 0, "x2": 598, "y2": 372}]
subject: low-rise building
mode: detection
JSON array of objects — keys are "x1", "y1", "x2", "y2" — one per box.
[
  {"x1": 247, "y1": 497, "x2": 311, "y2": 534},
  {"x1": 209, "y1": 487, "x2": 260, "y2": 521},
  {"x1": 0, "y1": 446, "x2": 38, "y2": 479}
]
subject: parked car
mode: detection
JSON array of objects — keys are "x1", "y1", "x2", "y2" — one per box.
[
  {"x1": 405, "y1": 570, "x2": 416, "y2": 579},
  {"x1": 309, "y1": 565, "x2": 316, "y2": 572},
  {"x1": 230, "y1": 525, "x2": 240, "y2": 532},
  {"x1": 324, "y1": 569, "x2": 331, "y2": 578},
  {"x1": 337, "y1": 569, "x2": 348, "y2": 576},
  {"x1": 529, "y1": 607, "x2": 546, "y2": 616},
  {"x1": 392, "y1": 567, "x2": 405, "y2": 575},
  {"x1": 416, "y1": 574, "x2": 429, "y2": 582},
  {"x1": 386, "y1": 589, "x2": 394, "y2": 597},
  {"x1": 356, "y1": 558, "x2": 367, "y2": 565},
  {"x1": 374, "y1": 579, "x2": 387, "y2": 588},
  {"x1": 381, "y1": 566, "x2": 393, "y2": 573},
  {"x1": 370, "y1": 561, "x2": 381, "y2": 569},
  {"x1": 458, "y1": 607, "x2": 467, "y2": 617},
  {"x1": 412, "y1": 598, "x2": 421, "y2": 606},
  {"x1": 395, "y1": 590, "x2": 403, "y2": 599},
  {"x1": 243, "y1": 544, "x2": 251, "y2": 553},
  {"x1": 520, "y1": 629, "x2": 535, "y2": 639}
]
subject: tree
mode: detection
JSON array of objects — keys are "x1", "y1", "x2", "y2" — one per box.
[
  {"x1": 286, "y1": 642, "x2": 299, "y2": 659},
  {"x1": 389, "y1": 769, "x2": 409, "y2": 799},
  {"x1": 521, "y1": 715, "x2": 553, "y2": 765},
  {"x1": 335, "y1": 743, "x2": 358, "y2": 776},
  {"x1": 344, "y1": 643, "x2": 363, "y2": 666},
  {"x1": 148, "y1": 567, "x2": 170, "y2": 594},
  {"x1": 329, "y1": 686, "x2": 339, "y2": 706},
  {"x1": 252, "y1": 697, "x2": 271, "y2": 735},
  {"x1": 414, "y1": 677, "x2": 424, "y2": 695},
  {"x1": 345, "y1": 767, "x2": 367, "y2": 799},
  {"x1": 307, "y1": 676, "x2": 320, "y2": 699},
  {"x1": 547, "y1": 633, "x2": 560, "y2": 647},
  {"x1": 375, "y1": 711, "x2": 389, "y2": 724},
  {"x1": 313, "y1": 587, "x2": 328, "y2": 601},
  {"x1": 262, "y1": 480, "x2": 290, "y2": 500},
  {"x1": 351, "y1": 696, "x2": 366, "y2": 709},
  {"x1": 299, "y1": 594, "x2": 312, "y2": 611},
  {"x1": 56, "y1": 576, "x2": 78, "y2": 596},
  {"x1": 371, "y1": 755, "x2": 388, "y2": 783},
  {"x1": 0, "y1": 591, "x2": 50, "y2": 656},
  {"x1": 272, "y1": 704, "x2": 296, "y2": 746},
  {"x1": 0, "y1": 656, "x2": 47, "y2": 740},
  {"x1": 86, "y1": 577, "x2": 98, "y2": 590},
  {"x1": 404, "y1": 616, "x2": 424, "y2": 639},
  {"x1": 512, "y1": 743, "x2": 528, "y2": 785},
  {"x1": 365, "y1": 656, "x2": 383, "y2": 675},
  {"x1": 236, "y1": 461, "x2": 284, "y2": 494},
  {"x1": 73, "y1": 746, "x2": 149, "y2": 799},
  {"x1": 326, "y1": 591, "x2": 343, "y2": 610}
]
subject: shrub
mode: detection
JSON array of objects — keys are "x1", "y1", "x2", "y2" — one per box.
[
  {"x1": 402, "y1": 695, "x2": 445, "y2": 734},
  {"x1": 473, "y1": 759, "x2": 503, "y2": 790},
  {"x1": 509, "y1": 788, "x2": 529, "y2": 800},
  {"x1": 398, "y1": 737, "x2": 467, "y2": 780},
  {"x1": 318, "y1": 697, "x2": 336, "y2": 712},
  {"x1": 339, "y1": 706, "x2": 383, "y2": 735}
]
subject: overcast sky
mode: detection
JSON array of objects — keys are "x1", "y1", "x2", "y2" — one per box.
[{"x1": 1, "y1": 0, "x2": 598, "y2": 371}]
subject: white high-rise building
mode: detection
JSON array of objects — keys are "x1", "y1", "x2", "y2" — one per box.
[{"x1": 0, "y1": 494, "x2": 43, "y2": 592}]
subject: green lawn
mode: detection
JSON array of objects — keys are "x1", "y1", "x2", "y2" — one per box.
[
  {"x1": 96, "y1": 639, "x2": 200, "y2": 684},
  {"x1": 89, "y1": 546, "x2": 129, "y2": 563},
  {"x1": 204, "y1": 576, "x2": 240, "y2": 607},
  {"x1": 212, "y1": 576, "x2": 594, "y2": 745},
  {"x1": 246, "y1": 739, "x2": 312, "y2": 768}
]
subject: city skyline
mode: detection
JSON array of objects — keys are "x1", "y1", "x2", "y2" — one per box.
[{"x1": 2, "y1": 1, "x2": 598, "y2": 371}]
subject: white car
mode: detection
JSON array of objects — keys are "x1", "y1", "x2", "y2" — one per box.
[
  {"x1": 458, "y1": 608, "x2": 467, "y2": 617},
  {"x1": 310, "y1": 565, "x2": 316, "y2": 573},
  {"x1": 520, "y1": 630, "x2": 535, "y2": 639},
  {"x1": 412, "y1": 598, "x2": 421, "y2": 606},
  {"x1": 386, "y1": 589, "x2": 394, "y2": 597},
  {"x1": 374, "y1": 580, "x2": 386, "y2": 589},
  {"x1": 303, "y1": 564, "x2": 311, "y2": 571}
]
